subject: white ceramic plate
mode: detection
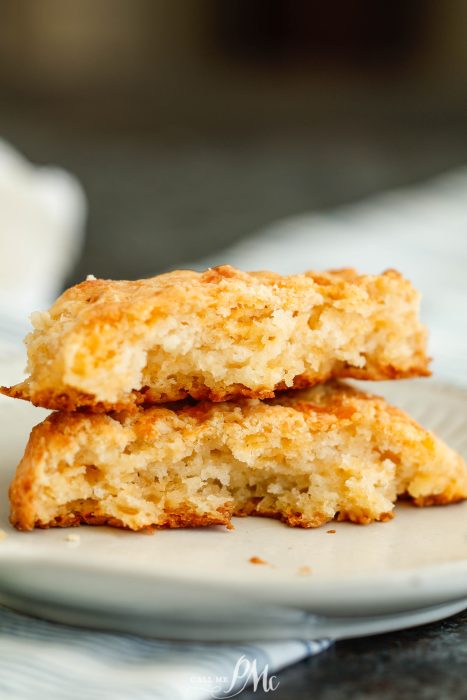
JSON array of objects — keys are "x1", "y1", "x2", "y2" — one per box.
[{"x1": 1, "y1": 379, "x2": 467, "y2": 640}]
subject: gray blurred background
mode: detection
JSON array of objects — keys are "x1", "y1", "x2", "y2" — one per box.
[{"x1": 0, "y1": 0, "x2": 467, "y2": 284}]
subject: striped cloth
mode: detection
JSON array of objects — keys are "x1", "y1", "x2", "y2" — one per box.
[{"x1": 0, "y1": 606, "x2": 330, "y2": 700}]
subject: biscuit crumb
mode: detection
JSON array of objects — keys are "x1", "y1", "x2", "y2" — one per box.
[
  {"x1": 249, "y1": 556, "x2": 267, "y2": 565},
  {"x1": 65, "y1": 533, "x2": 80, "y2": 543},
  {"x1": 297, "y1": 565, "x2": 312, "y2": 576},
  {"x1": 0, "y1": 530, "x2": 6, "y2": 541},
  {"x1": 327, "y1": 529, "x2": 336, "y2": 534},
  {"x1": 141, "y1": 527, "x2": 155, "y2": 536}
]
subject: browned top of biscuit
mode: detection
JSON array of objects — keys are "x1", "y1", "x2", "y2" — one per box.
[{"x1": 42, "y1": 265, "x2": 403, "y2": 323}]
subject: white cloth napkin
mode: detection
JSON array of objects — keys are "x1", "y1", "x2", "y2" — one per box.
[{"x1": 0, "y1": 139, "x2": 86, "y2": 354}]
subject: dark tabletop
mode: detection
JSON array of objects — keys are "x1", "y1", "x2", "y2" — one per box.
[
  {"x1": 243, "y1": 609, "x2": 467, "y2": 700},
  {"x1": 2, "y1": 94, "x2": 467, "y2": 288}
]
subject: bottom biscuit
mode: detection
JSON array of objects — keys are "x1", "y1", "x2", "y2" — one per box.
[{"x1": 9, "y1": 382, "x2": 467, "y2": 531}]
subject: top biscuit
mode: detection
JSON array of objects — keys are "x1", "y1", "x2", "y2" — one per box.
[{"x1": 2, "y1": 265, "x2": 430, "y2": 411}]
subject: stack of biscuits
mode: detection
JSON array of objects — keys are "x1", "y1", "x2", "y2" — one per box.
[{"x1": 3, "y1": 265, "x2": 467, "y2": 532}]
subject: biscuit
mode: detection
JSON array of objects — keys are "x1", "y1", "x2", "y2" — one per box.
[
  {"x1": 2, "y1": 266, "x2": 429, "y2": 411},
  {"x1": 10, "y1": 381, "x2": 466, "y2": 531}
]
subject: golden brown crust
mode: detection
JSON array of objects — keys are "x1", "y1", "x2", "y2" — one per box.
[
  {"x1": 1, "y1": 382, "x2": 140, "y2": 413},
  {"x1": 11, "y1": 497, "x2": 457, "y2": 533},
  {"x1": 2, "y1": 362, "x2": 431, "y2": 412},
  {"x1": 411, "y1": 492, "x2": 467, "y2": 507},
  {"x1": 11, "y1": 500, "x2": 401, "y2": 532},
  {"x1": 22, "y1": 508, "x2": 233, "y2": 532},
  {"x1": 2, "y1": 265, "x2": 430, "y2": 411},
  {"x1": 335, "y1": 509, "x2": 395, "y2": 525}
]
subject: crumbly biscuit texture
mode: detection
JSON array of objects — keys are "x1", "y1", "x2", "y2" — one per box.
[
  {"x1": 2, "y1": 266, "x2": 429, "y2": 411},
  {"x1": 10, "y1": 382, "x2": 466, "y2": 531}
]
